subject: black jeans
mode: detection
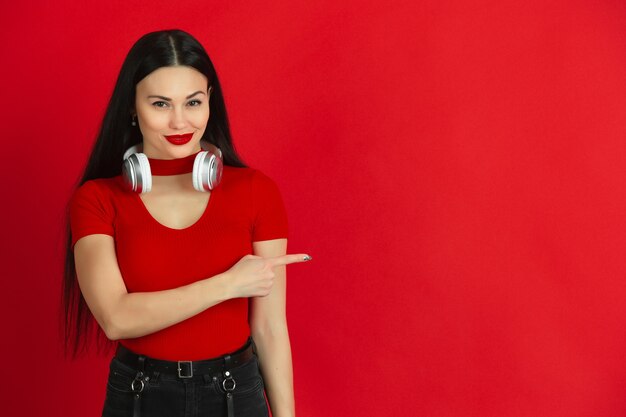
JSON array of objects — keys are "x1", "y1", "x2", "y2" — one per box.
[{"x1": 101, "y1": 348, "x2": 269, "y2": 417}]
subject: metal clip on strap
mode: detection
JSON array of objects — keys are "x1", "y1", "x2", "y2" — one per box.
[
  {"x1": 132, "y1": 355, "x2": 146, "y2": 417},
  {"x1": 223, "y1": 355, "x2": 235, "y2": 417}
]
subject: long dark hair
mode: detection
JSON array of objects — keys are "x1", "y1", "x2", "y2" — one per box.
[{"x1": 61, "y1": 29, "x2": 246, "y2": 358}]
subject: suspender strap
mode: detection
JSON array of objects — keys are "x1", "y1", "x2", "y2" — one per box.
[{"x1": 226, "y1": 393, "x2": 235, "y2": 417}]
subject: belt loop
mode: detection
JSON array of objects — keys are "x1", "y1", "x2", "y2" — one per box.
[{"x1": 132, "y1": 355, "x2": 146, "y2": 417}]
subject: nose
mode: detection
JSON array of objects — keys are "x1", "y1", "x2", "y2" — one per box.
[{"x1": 169, "y1": 107, "x2": 188, "y2": 130}]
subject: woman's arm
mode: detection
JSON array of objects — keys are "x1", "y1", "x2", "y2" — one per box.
[
  {"x1": 74, "y1": 234, "x2": 231, "y2": 340},
  {"x1": 250, "y1": 238, "x2": 296, "y2": 417},
  {"x1": 74, "y1": 234, "x2": 308, "y2": 340}
]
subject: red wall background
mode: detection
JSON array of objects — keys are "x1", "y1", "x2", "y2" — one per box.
[{"x1": 2, "y1": 0, "x2": 626, "y2": 416}]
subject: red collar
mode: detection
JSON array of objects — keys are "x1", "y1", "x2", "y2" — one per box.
[{"x1": 148, "y1": 152, "x2": 199, "y2": 176}]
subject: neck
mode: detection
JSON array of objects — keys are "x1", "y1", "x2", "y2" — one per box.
[{"x1": 148, "y1": 152, "x2": 199, "y2": 176}]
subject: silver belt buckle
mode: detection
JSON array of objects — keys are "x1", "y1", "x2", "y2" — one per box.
[{"x1": 177, "y1": 361, "x2": 193, "y2": 378}]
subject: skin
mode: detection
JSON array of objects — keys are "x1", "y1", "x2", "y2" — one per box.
[
  {"x1": 74, "y1": 65, "x2": 307, "y2": 417},
  {"x1": 134, "y1": 65, "x2": 209, "y2": 160}
]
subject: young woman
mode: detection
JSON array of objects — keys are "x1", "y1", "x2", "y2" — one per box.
[{"x1": 62, "y1": 29, "x2": 310, "y2": 417}]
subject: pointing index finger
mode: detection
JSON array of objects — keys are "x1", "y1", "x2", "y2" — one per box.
[{"x1": 268, "y1": 254, "x2": 312, "y2": 267}]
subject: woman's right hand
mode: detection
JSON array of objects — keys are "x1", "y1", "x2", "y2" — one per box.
[{"x1": 224, "y1": 253, "x2": 311, "y2": 298}]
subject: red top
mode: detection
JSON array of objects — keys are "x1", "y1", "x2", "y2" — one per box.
[{"x1": 69, "y1": 166, "x2": 288, "y2": 360}]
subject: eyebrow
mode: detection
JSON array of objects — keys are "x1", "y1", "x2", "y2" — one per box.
[{"x1": 147, "y1": 91, "x2": 206, "y2": 101}]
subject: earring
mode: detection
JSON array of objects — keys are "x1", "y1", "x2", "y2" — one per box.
[{"x1": 131, "y1": 115, "x2": 137, "y2": 127}]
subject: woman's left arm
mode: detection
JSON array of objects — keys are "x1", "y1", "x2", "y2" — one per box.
[{"x1": 250, "y1": 238, "x2": 295, "y2": 417}]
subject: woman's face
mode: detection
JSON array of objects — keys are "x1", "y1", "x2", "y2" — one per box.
[{"x1": 134, "y1": 66, "x2": 211, "y2": 159}]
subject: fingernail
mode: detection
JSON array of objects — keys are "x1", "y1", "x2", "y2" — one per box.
[{"x1": 303, "y1": 255, "x2": 312, "y2": 261}]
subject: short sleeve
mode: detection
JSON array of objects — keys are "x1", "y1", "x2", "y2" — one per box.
[
  {"x1": 251, "y1": 170, "x2": 289, "y2": 241},
  {"x1": 69, "y1": 180, "x2": 115, "y2": 248}
]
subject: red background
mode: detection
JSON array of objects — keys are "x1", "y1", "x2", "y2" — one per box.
[{"x1": 2, "y1": 0, "x2": 626, "y2": 416}]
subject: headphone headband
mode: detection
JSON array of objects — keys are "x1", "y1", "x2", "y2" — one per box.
[{"x1": 200, "y1": 141, "x2": 223, "y2": 159}]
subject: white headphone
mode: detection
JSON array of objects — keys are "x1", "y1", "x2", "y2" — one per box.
[{"x1": 122, "y1": 140, "x2": 223, "y2": 193}]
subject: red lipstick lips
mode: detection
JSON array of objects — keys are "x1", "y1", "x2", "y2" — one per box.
[{"x1": 164, "y1": 133, "x2": 194, "y2": 145}]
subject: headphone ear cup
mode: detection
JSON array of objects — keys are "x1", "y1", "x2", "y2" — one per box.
[
  {"x1": 192, "y1": 152, "x2": 204, "y2": 192},
  {"x1": 193, "y1": 150, "x2": 223, "y2": 192},
  {"x1": 122, "y1": 152, "x2": 152, "y2": 193}
]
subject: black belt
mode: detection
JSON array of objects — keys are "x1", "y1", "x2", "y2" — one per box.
[{"x1": 115, "y1": 337, "x2": 255, "y2": 379}]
